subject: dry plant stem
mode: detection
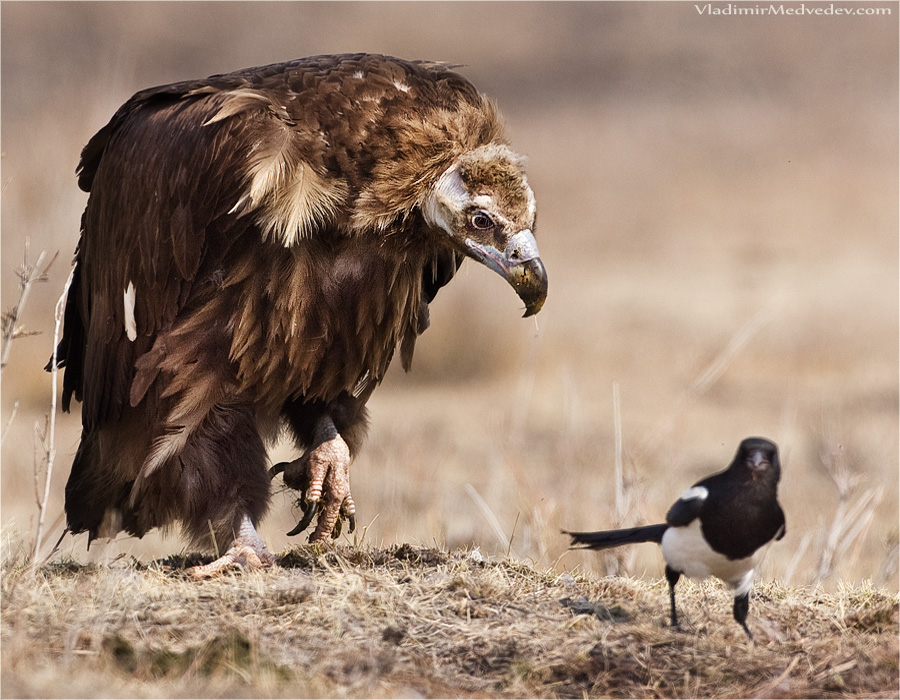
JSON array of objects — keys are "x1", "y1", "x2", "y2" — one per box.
[
  {"x1": 752, "y1": 655, "x2": 801, "y2": 697},
  {"x1": 29, "y1": 267, "x2": 74, "y2": 568},
  {"x1": 1, "y1": 245, "x2": 54, "y2": 372},
  {"x1": 877, "y1": 532, "x2": 899, "y2": 587},
  {"x1": 606, "y1": 381, "x2": 637, "y2": 576},
  {"x1": 613, "y1": 381, "x2": 624, "y2": 525},
  {"x1": 816, "y1": 485, "x2": 883, "y2": 583},
  {"x1": 1, "y1": 401, "x2": 19, "y2": 446},
  {"x1": 609, "y1": 381, "x2": 626, "y2": 577},
  {"x1": 465, "y1": 483, "x2": 512, "y2": 554},
  {"x1": 815, "y1": 444, "x2": 885, "y2": 584},
  {"x1": 507, "y1": 512, "x2": 520, "y2": 558}
]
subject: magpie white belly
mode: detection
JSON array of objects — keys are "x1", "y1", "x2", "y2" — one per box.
[{"x1": 661, "y1": 520, "x2": 758, "y2": 596}]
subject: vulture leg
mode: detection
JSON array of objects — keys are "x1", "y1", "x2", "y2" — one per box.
[
  {"x1": 190, "y1": 515, "x2": 277, "y2": 578},
  {"x1": 271, "y1": 415, "x2": 356, "y2": 542}
]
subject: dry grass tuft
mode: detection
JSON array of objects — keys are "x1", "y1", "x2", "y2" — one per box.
[{"x1": 2, "y1": 542, "x2": 897, "y2": 698}]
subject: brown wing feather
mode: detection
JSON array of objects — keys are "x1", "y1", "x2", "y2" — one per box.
[{"x1": 65, "y1": 78, "x2": 325, "y2": 427}]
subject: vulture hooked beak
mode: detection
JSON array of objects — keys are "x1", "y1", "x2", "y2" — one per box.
[{"x1": 465, "y1": 229, "x2": 548, "y2": 317}]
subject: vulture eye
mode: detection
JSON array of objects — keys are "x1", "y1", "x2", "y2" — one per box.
[{"x1": 470, "y1": 211, "x2": 495, "y2": 230}]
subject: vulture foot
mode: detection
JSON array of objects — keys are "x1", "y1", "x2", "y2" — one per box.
[
  {"x1": 190, "y1": 516, "x2": 277, "y2": 578},
  {"x1": 271, "y1": 418, "x2": 356, "y2": 542}
]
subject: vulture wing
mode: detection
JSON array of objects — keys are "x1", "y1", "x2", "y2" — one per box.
[{"x1": 64, "y1": 73, "x2": 332, "y2": 429}]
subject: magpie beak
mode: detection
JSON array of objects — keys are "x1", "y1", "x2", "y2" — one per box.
[{"x1": 746, "y1": 449, "x2": 770, "y2": 480}]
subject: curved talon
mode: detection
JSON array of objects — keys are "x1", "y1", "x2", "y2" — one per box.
[
  {"x1": 285, "y1": 521, "x2": 306, "y2": 538},
  {"x1": 300, "y1": 498, "x2": 319, "y2": 528},
  {"x1": 287, "y1": 500, "x2": 319, "y2": 536},
  {"x1": 326, "y1": 498, "x2": 357, "y2": 540},
  {"x1": 269, "y1": 461, "x2": 290, "y2": 478},
  {"x1": 340, "y1": 500, "x2": 357, "y2": 535}
]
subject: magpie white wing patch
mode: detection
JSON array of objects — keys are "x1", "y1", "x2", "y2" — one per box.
[
  {"x1": 679, "y1": 485, "x2": 709, "y2": 502},
  {"x1": 666, "y1": 484, "x2": 709, "y2": 527}
]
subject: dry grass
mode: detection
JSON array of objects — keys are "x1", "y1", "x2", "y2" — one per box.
[{"x1": 2, "y1": 543, "x2": 897, "y2": 699}]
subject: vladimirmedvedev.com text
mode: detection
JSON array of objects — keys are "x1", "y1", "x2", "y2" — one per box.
[{"x1": 695, "y1": 3, "x2": 891, "y2": 15}]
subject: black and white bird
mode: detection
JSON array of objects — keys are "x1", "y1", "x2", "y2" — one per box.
[{"x1": 564, "y1": 437, "x2": 786, "y2": 638}]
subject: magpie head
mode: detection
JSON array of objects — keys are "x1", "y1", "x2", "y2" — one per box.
[{"x1": 736, "y1": 437, "x2": 781, "y2": 483}]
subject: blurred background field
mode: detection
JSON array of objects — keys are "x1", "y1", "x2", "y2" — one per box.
[{"x1": 2, "y1": 2, "x2": 897, "y2": 590}]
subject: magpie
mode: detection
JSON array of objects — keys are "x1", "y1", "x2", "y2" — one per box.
[{"x1": 564, "y1": 437, "x2": 786, "y2": 638}]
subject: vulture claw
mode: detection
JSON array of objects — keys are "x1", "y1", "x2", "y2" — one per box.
[
  {"x1": 190, "y1": 515, "x2": 277, "y2": 578},
  {"x1": 329, "y1": 503, "x2": 356, "y2": 539},
  {"x1": 269, "y1": 461, "x2": 291, "y2": 479},
  {"x1": 286, "y1": 500, "x2": 319, "y2": 536},
  {"x1": 272, "y1": 417, "x2": 356, "y2": 542}
]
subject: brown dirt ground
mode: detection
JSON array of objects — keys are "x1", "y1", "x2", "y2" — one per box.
[{"x1": 2, "y1": 543, "x2": 897, "y2": 698}]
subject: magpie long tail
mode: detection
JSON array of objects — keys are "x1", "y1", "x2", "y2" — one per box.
[{"x1": 563, "y1": 523, "x2": 669, "y2": 550}]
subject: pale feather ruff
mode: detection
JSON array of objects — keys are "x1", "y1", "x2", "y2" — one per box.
[{"x1": 232, "y1": 153, "x2": 347, "y2": 247}]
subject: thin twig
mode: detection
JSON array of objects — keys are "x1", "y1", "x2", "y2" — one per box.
[
  {"x1": 783, "y1": 531, "x2": 812, "y2": 586},
  {"x1": 613, "y1": 381, "x2": 624, "y2": 525},
  {"x1": 1, "y1": 243, "x2": 56, "y2": 373},
  {"x1": 507, "y1": 512, "x2": 520, "y2": 558},
  {"x1": 465, "y1": 483, "x2": 512, "y2": 555},
  {"x1": 607, "y1": 381, "x2": 635, "y2": 576},
  {"x1": 33, "y1": 417, "x2": 48, "y2": 507},
  {"x1": 354, "y1": 513, "x2": 379, "y2": 548},
  {"x1": 1, "y1": 400, "x2": 19, "y2": 446},
  {"x1": 29, "y1": 266, "x2": 74, "y2": 568}
]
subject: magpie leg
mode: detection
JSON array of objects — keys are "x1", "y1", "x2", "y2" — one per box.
[
  {"x1": 733, "y1": 591, "x2": 753, "y2": 640},
  {"x1": 665, "y1": 566, "x2": 681, "y2": 629}
]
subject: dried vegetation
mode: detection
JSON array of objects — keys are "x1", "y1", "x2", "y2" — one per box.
[{"x1": 2, "y1": 544, "x2": 897, "y2": 698}]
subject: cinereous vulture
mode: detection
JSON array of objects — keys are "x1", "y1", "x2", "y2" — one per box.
[{"x1": 50, "y1": 53, "x2": 548, "y2": 575}]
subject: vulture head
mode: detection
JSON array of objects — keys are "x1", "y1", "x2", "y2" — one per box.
[{"x1": 424, "y1": 143, "x2": 547, "y2": 316}]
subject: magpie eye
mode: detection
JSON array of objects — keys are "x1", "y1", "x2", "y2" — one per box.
[{"x1": 470, "y1": 211, "x2": 494, "y2": 230}]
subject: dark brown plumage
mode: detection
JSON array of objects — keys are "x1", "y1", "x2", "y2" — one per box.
[{"x1": 51, "y1": 53, "x2": 547, "y2": 574}]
